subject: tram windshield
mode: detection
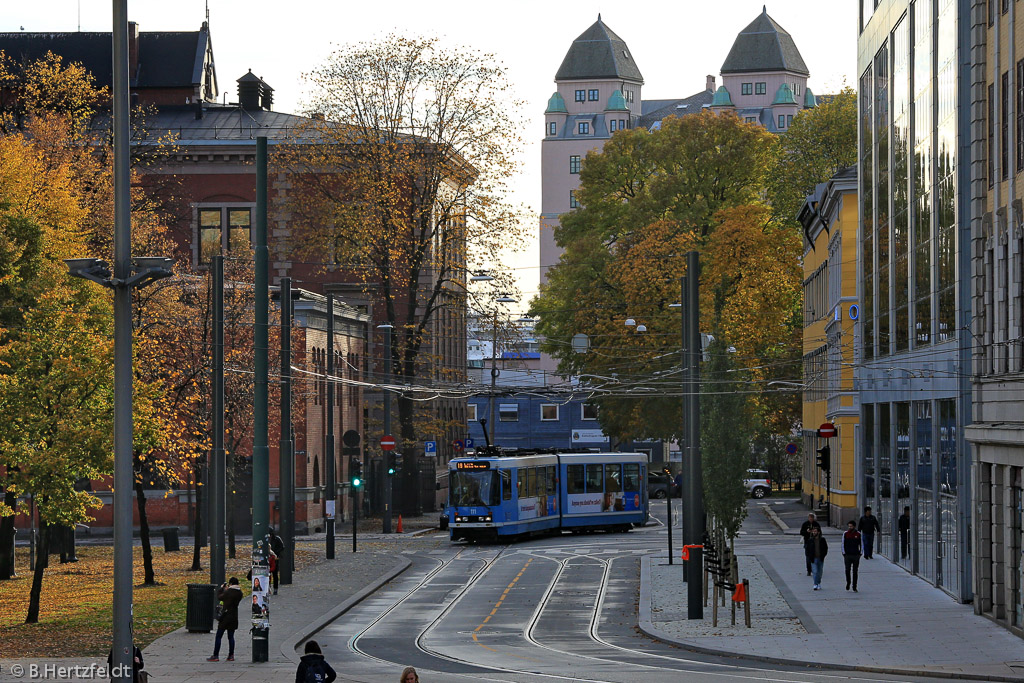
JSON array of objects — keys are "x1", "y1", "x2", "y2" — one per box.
[{"x1": 450, "y1": 470, "x2": 500, "y2": 507}]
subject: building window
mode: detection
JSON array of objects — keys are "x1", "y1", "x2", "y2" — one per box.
[
  {"x1": 467, "y1": 403, "x2": 477, "y2": 421},
  {"x1": 578, "y1": 121, "x2": 590, "y2": 134},
  {"x1": 499, "y1": 403, "x2": 519, "y2": 421},
  {"x1": 581, "y1": 403, "x2": 598, "y2": 420},
  {"x1": 610, "y1": 119, "x2": 618, "y2": 132},
  {"x1": 1002, "y1": 70, "x2": 1009, "y2": 181},
  {"x1": 755, "y1": 82, "x2": 767, "y2": 95},
  {"x1": 548, "y1": 121, "x2": 557, "y2": 136},
  {"x1": 569, "y1": 190, "x2": 579, "y2": 209},
  {"x1": 588, "y1": 89, "x2": 599, "y2": 101},
  {"x1": 1017, "y1": 59, "x2": 1024, "y2": 172},
  {"x1": 787, "y1": 114, "x2": 794, "y2": 127},
  {"x1": 575, "y1": 89, "x2": 585, "y2": 102},
  {"x1": 198, "y1": 206, "x2": 252, "y2": 265},
  {"x1": 569, "y1": 155, "x2": 581, "y2": 174},
  {"x1": 745, "y1": 116, "x2": 757, "y2": 123},
  {"x1": 541, "y1": 404, "x2": 559, "y2": 421},
  {"x1": 741, "y1": 83, "x2": 753, "y2": 95},
  {"x1": 622, "y1": 119, "x2": 628, "y2": 129},
  {"x1": 778, "y1": 114, "x2": 786, "y2": 129},
  {"x1": 794, "y1": 83, "x2": 800, "y2": 96}
]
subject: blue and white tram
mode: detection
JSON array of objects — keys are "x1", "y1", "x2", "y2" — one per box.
[{"x1": 446, "y1": 451, "x2": 649, "y2": 542}]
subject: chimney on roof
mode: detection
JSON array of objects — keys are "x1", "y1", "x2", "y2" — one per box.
[
  {"x1": 706, "y1": 75, "x2": 716, "y2": 93},
  {"x1": 128, "y1": 22, "x2": 140, "y2": 78},
  {"x1": 238, "y1": 70, "x2": 273, "y2": 112}
]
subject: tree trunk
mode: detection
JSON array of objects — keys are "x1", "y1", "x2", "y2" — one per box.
[
  {"x1": 397, "y1": 393, "x2": 420, "y2": 515},
  {"x1": 191, "y1": 464, "x2": 203, "y2": 571},
  {"x1": 25, "y1": 522, "x2": 48, "y2": 623},
  {"x1": 135, "y1": 480, "x2": 156, "y2": 585},
  {"x1": 227, "y1": 478, "x2": 236, "y2": 559},
  {"x1": 0, "y1": 488, "x2": 17, "y2": 580}
]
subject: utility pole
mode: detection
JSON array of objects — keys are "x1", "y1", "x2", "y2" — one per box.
[
  {"x1": 488, "y1": 310, "x2": 499, "y2": 438},
  {"x1": 326, "y1": 295, "x2": 336, "y2": 559},
  {"x1": 251, "y1": 135, "x2": 270, "y2": 662},
  {"x1": 110, "y1": 3, "x2": 133, "y2": 677},
  {"x1": 381, "y1": 324, "x2": 393, "y2": 534},
  {"x1": 210, "y1": 255, "x2": 225, "y2": 587},
  {"x1": 685, "y1": 250, "x2": 704, "y2": 620},
  {"x1": 278, "y1": 277, "x2": 293, "y2": 583}
]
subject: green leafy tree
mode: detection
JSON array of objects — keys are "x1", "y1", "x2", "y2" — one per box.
[{"x1": 765, "y1": 87, "x2": 858, "y2": 228}]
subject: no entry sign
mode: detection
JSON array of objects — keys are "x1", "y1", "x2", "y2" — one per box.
[
  {"x1": 817, "y1": 423, "x2": 837, "y2": 439},
  {"x1": 380, "y1": 435, "x2": 396, "y2": 451}
]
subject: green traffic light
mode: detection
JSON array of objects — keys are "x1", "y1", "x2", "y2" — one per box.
[
  {"x1": 352, "y1": 477, "x2": 362, "y2": 488},
  {"x1": 387, "y1": 467, "x2": 396, "y2": 475}
]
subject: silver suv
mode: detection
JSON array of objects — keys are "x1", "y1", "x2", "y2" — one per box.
[{"x1": 745, "y1": 469, "x2": 771, "y2": 499}]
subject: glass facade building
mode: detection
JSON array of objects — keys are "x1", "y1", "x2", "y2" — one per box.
[{"x1": 857, "y1": 0, "x2": 973, "y2": 602}]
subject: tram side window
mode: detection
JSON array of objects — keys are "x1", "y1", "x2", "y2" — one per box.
[
  {"x1": 585, "y1": 464, "x2": 603, "y2": 492},
  {"x1": 535, "y1": 467, "x2": 546, "y2": 496},
  {"x1": 516, "y1": 471, "x2": 523, "y2": 498},
  {"x1": 523, "y1": 468, "x2": 534, "y2": 498},
  {"x1": 606, "y1": 464, "x2": 622, "y2": 492},
  {"x1": 547, "y1": 466, "x2": 557, "y2": 494},
  {"x1": 567, "y1": 464, "x2": 585, "y2": 494},
  {"x1": 623, "y1": 464, "x2": 640, "y2": 491},
  {"x1": 500, "y1": 470, "x2": 511, "y2": 500}
]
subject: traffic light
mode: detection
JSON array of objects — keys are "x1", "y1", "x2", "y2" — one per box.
[
  {"x1": 387, "y1": 459, "x2": 396, "y2": 476},
  {"x1": 815, "y1": 444, "x2": 831, "y2": 471},
  {"x1": 350, "y1": 457, "x2": 363, "y2": 488}
]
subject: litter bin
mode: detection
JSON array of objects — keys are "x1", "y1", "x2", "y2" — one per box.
[
  {"x1": 185, "y1": 583, "x2": 217, "y2": 633},
  {"x1": 162, "y1": 527, "x2": 179, "y2": 552}
]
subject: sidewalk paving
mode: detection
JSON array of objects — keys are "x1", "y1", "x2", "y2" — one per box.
[
  {"x1": 0, "y1": 520, "x2": 440, "y2": 683},
  {"x1": 641, "y1": 525, "x2": 1024, "y2": 681}
]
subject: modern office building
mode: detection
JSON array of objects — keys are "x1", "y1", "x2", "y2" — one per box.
[
  {"x1": 798, "y1": 167, "x2": 860, "y2": 525},
  {"x1": 857, "y1": 0, "x2": 972, "y2": 601},
  {"x1": 965, "y1": 0, "x2": 1024, "y2": 635}
]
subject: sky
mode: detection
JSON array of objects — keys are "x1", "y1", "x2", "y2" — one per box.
[{"x1": 4, "y1": 0, "x2": 859, "y2": 308}]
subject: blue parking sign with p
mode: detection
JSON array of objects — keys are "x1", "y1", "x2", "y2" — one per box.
[
  {"x1": 465, "y1": 438, "x2": 474, "y2": 449},
  {"x1": 424, "y1": 440, "x2": 437, "y2": 454}
]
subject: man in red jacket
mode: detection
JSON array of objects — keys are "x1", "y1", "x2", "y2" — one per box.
[{"x1": 842, "y1": 520, "x2": 863, "y2": 592}]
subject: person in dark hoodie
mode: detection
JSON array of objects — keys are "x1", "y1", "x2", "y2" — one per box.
[
  {"x1": 841, "y1": 520, "x2": 863, "y2": 592},
  {"x1": 208, "y1": 577, "x2": 244, "y2": 661},
  {"x1": 804, "y1": 525, "x2": 828, "y2": 590},
  {"x1": 798, "y1": 513, "x2": 821, "y2": 576},
  {"x1": 295, "y1": 640, "x2": 337, "y2": 683}
]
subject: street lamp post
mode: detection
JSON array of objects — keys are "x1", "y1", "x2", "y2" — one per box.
[{"x1": 378, "y1": 323, "x2": 393, "y2": 534}]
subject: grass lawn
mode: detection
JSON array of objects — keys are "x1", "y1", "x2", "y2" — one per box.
[{"x1": 0, "y1": 542, "x2": 319, "y2": 658}]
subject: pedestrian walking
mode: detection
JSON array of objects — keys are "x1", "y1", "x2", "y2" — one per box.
[
  {"x1": 841, "y1": 520, "x2": 862, "y2": 591},
  {"x1": 268, "y1": 526, "x2": 285, "y2": 594},
  {"x1": 858, "y1": 506, "x2": 881, "y2": 559},
  {"x1": 295, "y1": 640, "x2": 337, "y2": 683},
  {"x1": 400, "y1": 666, "x2": 420, "y2": 683},
  {"x1": 208, "y1": 576, "x2": 243, "y2": 661},
  {"x1": 107, "y1": 645, "x2": 144, "y2": 683},
  {"x1": 799, "y1": 513, "x2": 821, "y2": 576},
  {"x1": 898, "y1": 506, "x2": 911, "y2": 559},
  {"x1": 803, "y1": 525, "x2": 828, "y2": 590}
]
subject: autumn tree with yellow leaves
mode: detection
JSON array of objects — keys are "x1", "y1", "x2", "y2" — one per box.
[{"x1": 278, "y1": 36, "x2": 527, "y2": 503}]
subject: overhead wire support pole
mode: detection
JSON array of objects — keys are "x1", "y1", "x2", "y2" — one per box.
[
  {"x1": 382, "y1": 324, "x2": 393, "y2": 534},
  {"x1": 210, "y1": 255, "x2": 225, "y2": 587},
  {"x1": 488, "y1": 309, "x2": 499, "y2": 440},
  {"x1": 278, "y1": 277, "x2": 294, "y2": 583},
  {"x1": 251, "y1": 135, "x2": 270, "y2": 662},
  {"x1": 685, "y1": 250, "x2": 704, "y2": 620},
  {"x1": 111, "y1": 1, "x2": 133, "y2": 677},
  {"x1": 326, "y1": 295, "x2": 336, "y2": 559}
]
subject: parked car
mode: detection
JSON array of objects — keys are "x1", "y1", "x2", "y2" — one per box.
[
  {"x1": 648, "y1": 472, "x2": 678, "y2": 499},
  {"x1": 745, "y1": 469, "x2": 771, "y2": 499}
]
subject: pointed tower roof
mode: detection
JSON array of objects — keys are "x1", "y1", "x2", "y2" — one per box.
[
  {"x1": 555, "y1": 15, "x2": 644, "y2": 83},
  {"x1": 721, "y1": 7, "x2": 809, "y2": 76},
  {"x1": 711, "y1": 86, "x2": 735, "y2": 107}
]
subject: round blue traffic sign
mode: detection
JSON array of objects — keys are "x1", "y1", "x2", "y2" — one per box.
[{"x1": 785, "y1": 443, "x2": 798, "y2": 455}]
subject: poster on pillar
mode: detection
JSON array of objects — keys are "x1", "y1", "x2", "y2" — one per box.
[
  {"x1": 250, "y1": 563, "x2": 270, "y2": 630},
  {"x1": 325, "y1": 500, "x2": 335, "y2": 520}
]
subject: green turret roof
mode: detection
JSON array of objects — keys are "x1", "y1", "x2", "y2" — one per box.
[
  {"x1": 605, "y1": 89, "x2": 629, "y2": 111},
  {"x1": 711, "y1": 86, "x2": 735, "y2": 107},
  {"x1": 545, "y1": 91, "x2": 568, "y2": 113},
  {"x1": 803, "y1": 87, "x2": 817, "y2": 108},
  {"x1": 772, "y1": 82, "x2": 797, "y2": 105}
]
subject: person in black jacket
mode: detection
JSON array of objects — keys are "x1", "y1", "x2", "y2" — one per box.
[
  {"x1": 208, "y1": 577, "x2": 244, "y2": 661},
  {"x1": 107, "y1": 645, "x2": 144, "y2": 683},
  {"x1": 858, "y1": 506, "x2": 881, "y2": 559},
  {"x1": 898, "y1": 506, "x2": 911, "y2": 559},
  {"x1": 804, "y1": 525, "x2": 828, "y2": 590},
  {"x1": 269, "y1": 526, "x2": 285, "y2": 594},
  {"x1": 799, "y1": 513, "x2": 821, "y2": 576},
  {"x1": 841, "y1": 520, "x2": 863, "y2": 591},
  {"x1": 295, "y1": 640, "x2": 337, "y2": 683}
]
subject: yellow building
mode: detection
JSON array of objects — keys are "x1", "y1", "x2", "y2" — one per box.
[{"x1": 797, "y1": 166, "x2": 858, "y2": 527}]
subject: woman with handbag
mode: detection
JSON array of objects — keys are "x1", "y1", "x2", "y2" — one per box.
[{"x1": 207, "y1": 577, "x2": 243, "y2": 661}]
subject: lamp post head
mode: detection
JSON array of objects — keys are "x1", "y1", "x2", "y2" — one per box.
[
  {"x1": 624, "y1": 318, "x2": 636, "y2": 327},
  {"x1": 636, "y1": 324, "x2": 647, "y2": 333}
]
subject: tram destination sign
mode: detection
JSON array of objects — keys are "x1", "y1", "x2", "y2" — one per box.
[{"x1": 455, "y1": 461, "x2": 491, "y2": 471}]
